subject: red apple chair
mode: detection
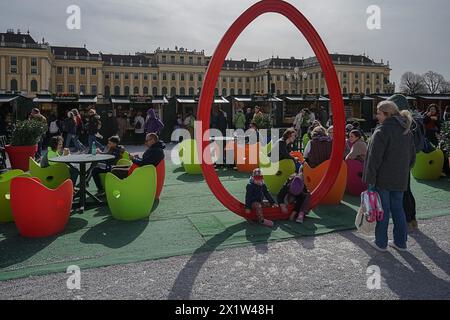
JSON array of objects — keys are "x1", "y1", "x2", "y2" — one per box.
[
  {"x1": 128, "y1": 159, "x2": 165, "y2": 200},
  {"x1": 303, "y1": 160, "x2": 347, "y2": 205},
  {"x1": 236, "y1": 143, "x2": 260, "y2": 173},
  {"x1": 10, "y1": 177, "x2": 73, "y2": 238},
  {"x1": 346, "y1": 159, "x2": 368, "y2": 196}
]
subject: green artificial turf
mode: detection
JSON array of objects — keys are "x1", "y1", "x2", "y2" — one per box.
[{"x1": 0, "y1": 160, "x2": 449, "y2": 281}]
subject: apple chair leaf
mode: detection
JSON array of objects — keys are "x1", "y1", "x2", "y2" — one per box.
[
  {"x1": 106, "y1": 165, "x2": 157, "y2": 221},
  {"x1": 261, "y1": 159, "x2": 296, "y2": 195},
  {"x1": 411, "y1": 150, "x2": 445, "y2": 181},
  {"x1": 29, "y1": 157, "x2": 71, "y2": 190},
  {"x1": 116, "y1": 158, "x2": 132, "y2": 166},
  {"x1": 10, "y1": 177, "x2": 73, "y2": 237},
  {"x1": 0, "y1": 170, "x2": 29, "y2": 223}
]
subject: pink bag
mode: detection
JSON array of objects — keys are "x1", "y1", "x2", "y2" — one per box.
[{"x1": 360, "y1": 191, "x2": 384, "y2": 223}]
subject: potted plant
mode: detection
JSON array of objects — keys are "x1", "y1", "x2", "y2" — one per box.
[{"x1": 5, "y1": 119, "x2": 47, "y2": 171}]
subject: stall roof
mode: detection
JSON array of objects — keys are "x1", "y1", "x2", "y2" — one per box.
[
  {"x1": 111, "y1": 97, "x2": 130, "y2": 104},
  {"x1": 0, "y1": 95, "x2": 19, "y2": 103},
  {"x1": 214, "y1": 96, "x2": 230, "y2": 104},
  {"x1": 78, "y1": 96, "x2": 98, "y2": 103},
  {"x1": 232, "y1": 96, "x2": 252, "y2": 102},
  {"x1": 284, "y1": 95, "x2": 329, "y2": 102},
  {"x1": 152, "y1": 96, "x2": 169, "y2": 104},
  {"x1": 375, "y1": 95, "x2": 417, "y2": 101},
  {"x1": 417, "y1": 95, "x2": 450, "y2": 100},
  {"x1": 33, "y1": 97, "x2": 53, "y2": 103},
  {"x1": 176, "y1": 97, "x2": 197, "y2": 104},
  {"x1": 266, "y1": 97, "x2": 283, "y2": 102}
]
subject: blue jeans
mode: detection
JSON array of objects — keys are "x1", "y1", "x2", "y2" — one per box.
[
  {"x1": 88, "y1": 135, "x2": 104, "y2": 151},
  {"x1": 66, "y1": 133, "x2": 84, "y2": 151},
  {"x1": 375, "y1": 189, "x2": 408, "y2": 249}
]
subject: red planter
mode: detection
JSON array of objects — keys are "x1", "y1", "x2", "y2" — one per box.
[{"x1": 5, "y1": 145, "x2": 37, "y2": 171}]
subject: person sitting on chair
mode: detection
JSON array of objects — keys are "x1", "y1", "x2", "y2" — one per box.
[
  {"x1": 41, "y1": 136, "x2": 78, "y2": 186},
  {"x1": 92, "y1": 136, "x2": 124, "y2": 196},
  {"x1": 131, "y1": 133, "x2": 165, "y2": 167}
]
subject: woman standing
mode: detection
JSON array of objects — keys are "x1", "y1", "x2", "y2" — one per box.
[
  {"x1": 423, "y1": 104, "x2": 441, "y2": 146},
  {"x1": 363, "y1": 101, "x2": 416, "y2": 252},
  {"x1": 144, "y1": 108, "x2": 164, "y2": 135}
]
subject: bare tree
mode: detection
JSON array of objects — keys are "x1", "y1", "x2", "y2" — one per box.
[
  {"x1": 423, "y1": 71, "x2": 445, "y2": 94},
  {"x1": 400, "y1": 72, "x2": 426, "y2": 95},
  {"x1": 440, "y1": 80, "x2": 450, "y2": 94}
]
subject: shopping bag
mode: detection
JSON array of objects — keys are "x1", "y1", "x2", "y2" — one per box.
[{"x1": 355, "y1": 205, "x2": 375, "y2": 235}]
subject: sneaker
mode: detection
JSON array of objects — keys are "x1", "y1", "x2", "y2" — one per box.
[
  {"x1": 369, "y1": 241, "x2": 388, "y2": 252},
  {"x1": 389, "y1": 241, "x2": 408, "y2": 252},
  {"x1": 296, "y1": 212, "x2": 305, "y2": 224}
]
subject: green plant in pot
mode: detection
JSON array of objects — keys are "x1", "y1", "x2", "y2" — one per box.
[{"x1": 5, "y1": 120, "x2": 47, "y2": 171}]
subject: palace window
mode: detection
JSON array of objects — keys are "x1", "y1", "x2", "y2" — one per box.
[
  {"x1": 80, "y1": 68, "x2": 86, "y2": 76},
  {"x1": 69, "y1": 67, "x2": 75, "y2": 75},
  {"x1": 189, "y1": 74, "x2": 194, "y2": 82},
  {"x1": 172, "y1": 73, "x2": 176, "y2": 81},
  {"x1": 171, "y1": 56, "x2": 175, "y2": 64},
  {"x1": 222, "y1": 88, "x2": 227, "y2": 96},
  {"x1": 114, "y1": 72, "x2": 120, "y2": 80},
  {"x1": 180, "y1": 87, "x2": 186, "y2": 95},
  {"x1": 189, "y1": 56, "x2": 193, "y2": 65},
  {"x1": 180, "y1": 73, "x2": 185, "y2": 81},
  {"x1": 10, "y1": 79, "x2": 18, "y2": 91},
  {"x1": 162, "y1": 87, "x2": 168, "y2": 95},
  {"x1": 31, "y1": 57, "x2": 37, "y2": 67},
  {"x1": 57, "y1": 84, "x2": 64, "y2": 93},
  {"x1": 125, "y1": 73, "x2": 129, "y2": 80},
  {"x1": 143, "y1": 73, "x2": 148, "y2": 80},
  {"x1": 92, "y1": 68, "x2": 97, "y2": 76},
  {"x1": 189, "y1": 87, "x2": 194, "y2": 95},
  {"x1": 198, "y1": 74, "x2": 202, "y2": 82},
  {"x1": 180, "y1": 56, "x2": 185, "y2": 65},
  {"x1": 162, "y1": 73, "x2": 167, "y2": 81},
  {"x1": 143, "y1": 87, "x2": 148, "y2": 95},
  {"x1": 134, "y1": 87, "x2": 139, "y2": 94},
  {"x1": 153, "y1": 74, "x2": 158, "y2": 81},
  {"x1": 92, "y1": 85, "x2": 97, "y2": 95},
  {"x1": 57, "y1": 67, "x2": 63, "y2": 75},
  {"x1": 152, "y1": 87, "x2": 158, "y2": 96},
  {"x1": 124, "y1": 86, "x2": 130, "y2": 96},
  {"x1": 114, "y1": 86, "x2": 120, "y2": 95},
  {"x1": 30, "y1": 80, "x2": 38, "y2": 92},
  {"x1": 170, "y1": 87, "x2": 176, "y2": 97},
  {"x1": 134, "y1": 73, "x2": 139, "y2": 80},
  {"x1": 69, "y1": 84, "x2": 75, "y2": 93},
  {"x1": 104, "y1": 86, "x2": 110, "y2": 97}
]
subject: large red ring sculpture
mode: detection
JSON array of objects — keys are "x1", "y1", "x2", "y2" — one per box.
[{"x1": 197, "y1": 0, "x2": 345, "y2": 220}]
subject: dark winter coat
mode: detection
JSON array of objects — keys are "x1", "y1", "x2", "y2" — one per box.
[
  {"x1": 245, "y1": 180, "x2": 275, "y2": 209},
  {"x1": 363, "y1": 116, "x2": 416, "y2": 191},
  {"x1": 132, "y1": 141, "x2": 165, "y2": 167}
]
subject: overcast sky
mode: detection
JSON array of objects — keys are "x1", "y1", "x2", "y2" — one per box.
[{"x1": 1, "y1": 0, "x2": 449, "y2": 88}]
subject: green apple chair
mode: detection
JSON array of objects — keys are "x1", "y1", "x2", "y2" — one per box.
[
  {"x1": 261, "y1": 159, "x2": 296, "y2": 195},
  {"x1": 179, "y1": 139, "x2": 202, "y2": 174},
  {"x1": 99, "y1": 159, "x2": 132, "y2": 189},
  {"x1": 412, "y1": 149, "x2": 445, "y2": 180},
  {"x1": 121, "y1": 151, "x2": 131, "y2": 160},
  {"x1": 29, "y1": 157, "x2": 70, "y2": 190},
  {"x1": 106, "y1": 165, "x2": 157, "y2": 221},
  {"x1": 0, "y1": 170, "x2": 29, "y2": 223}
]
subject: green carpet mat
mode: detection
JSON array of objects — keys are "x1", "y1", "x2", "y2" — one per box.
[{"x1": 0, "y1": 160, "x2": 449, "y2": 281}]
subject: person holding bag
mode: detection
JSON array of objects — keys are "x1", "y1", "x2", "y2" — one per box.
[{"x1": 363, "y1": 100, "x2": 416, "y2": 252}]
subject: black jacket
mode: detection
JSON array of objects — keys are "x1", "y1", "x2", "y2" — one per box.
[
  {"x1": 64, "y1": 118, "x2": 77, "y2": 135},
  {"x1": 270, "y1": 139, "x2": 294, "y2": 162},
  {"x1": 363, "y1": 116, "x2": 416, "y2": 191},
  {"x1": 245, "y1": 180, "x2": 275, "y2": 209},
  {"x1": 132, "y1": 141, "x2": 165, "y2": 167},
  {"x1": 87, "y1": 115, "x2": 101, "y2": 135}
]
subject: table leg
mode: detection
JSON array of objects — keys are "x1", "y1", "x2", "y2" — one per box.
[{"x1": 78, "y1": 163, "x2": 87, "y2": 212}]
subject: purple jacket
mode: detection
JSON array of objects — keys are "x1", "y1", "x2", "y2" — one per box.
[{"x1": 144, "y1": 109, "x2": 164, "y2": 134}]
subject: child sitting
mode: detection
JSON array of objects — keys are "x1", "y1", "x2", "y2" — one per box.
[
  {"x1": 41, "y1": 135, "x2": 78, "y2": 185},
  {"x1": 278, "y1": 174, "x2": 311, "y2": 223},
  {"x1": 245, "y1": 168, "x2": 278, "y2": 227}
]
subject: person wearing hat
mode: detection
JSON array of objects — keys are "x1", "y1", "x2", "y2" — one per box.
[
  {"x1": 245, "y1": 168, "x2": 278, "y2": 227},
  {"x1": 278, "y1": 174, "x2": 311, "y2": 223}
]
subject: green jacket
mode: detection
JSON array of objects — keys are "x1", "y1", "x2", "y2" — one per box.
[{"x1": 234, "y1": 112, "x2": 246, "y2": 129}]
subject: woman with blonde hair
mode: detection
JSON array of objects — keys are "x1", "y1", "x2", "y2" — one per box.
[{"x1": 363, "y1": 101, "x2": 416, "y2": 252}]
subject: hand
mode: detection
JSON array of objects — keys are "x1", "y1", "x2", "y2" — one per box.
[
  {"x1": 245, "y1": 209, "x2": 251, "y2": 215},
  {"x1": 280, "y1": 204, "x2": 288, "y2": 214},
  {"x1": 63, "y1": 148, "x2": 70, "y2": 156},
  {"x1": 272, "y1": 203, "x2": 279, "y2": 208}
]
